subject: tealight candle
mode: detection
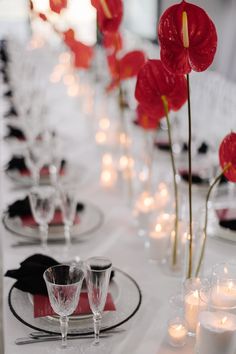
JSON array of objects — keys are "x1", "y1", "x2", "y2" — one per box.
[
  {"x1": 100, "y1": 168, "x2": 117, "y2": 188},
  {"x1": 211, "y1": 281, "x2": 236, "y2": 309},
  {"x1": 148, "y1": 223, "x2": 169, "y2": 262},
  {"x1": 184, "y1": 288, "x2": 207, "y2": 335},
  {"x1": 168, "y1": 319, "x2": 187, "y2": 347},
  {"x1": 196, "y1": 311, "x2": 236, "y2": 354}
]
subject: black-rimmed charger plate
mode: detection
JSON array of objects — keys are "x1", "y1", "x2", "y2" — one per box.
[{"x1": 8, "y1": 267, "x2": 142, "y2": 336}]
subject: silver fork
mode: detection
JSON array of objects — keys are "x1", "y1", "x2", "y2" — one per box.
[{"x1": 15, "y1": 334, "x2": 110, "y2": 345}]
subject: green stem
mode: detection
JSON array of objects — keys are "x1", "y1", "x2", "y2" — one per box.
[
  {"x1": 162, "y1": 97, "x2": 179, "y2": 266},
  {"x1": 195, "y1": 163, "x2": 231, "y2": 277},
  {"x1": 119, "y1": 85, "x2": 133, "y2": 202},
  {"x1": 186, "y1": 73, "x2": 193, "y2": 279}
]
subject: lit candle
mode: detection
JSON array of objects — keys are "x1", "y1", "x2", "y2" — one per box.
[
  {"x1": 155, "y1": 182, "x2": 170, "y2": 210},
  {"x1": 148, "y1": 223, "x2": 169, "y2": 262},
  {"x1": 100, "y1": 168, "x2": 117, "y2": 188},
  {"x1": 135, "y1": 192, "x2": 155, "y2": 214},
  {"x1": 211, "y1": 281, "x2": 236, "y2": 309},
  {"x1": 196, "y1": 311, "x2": 236, "y2": 354},
  {"x1": 184, "y1": 289, "x2": 207, "y2": 334},
  {"x1": 168, "y1": 321, "x2": 187, "y2": 347}
]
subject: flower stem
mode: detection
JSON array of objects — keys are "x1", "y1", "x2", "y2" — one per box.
[
  {"x1": 195, "y1": 163, "x2": 231, "y2": 277},
  {"x1": 161, "y1": 96, "x2": 179, "y2": 266},
  {"x1": 186, "y1": 73, "x2": 193, "y2": 279}
]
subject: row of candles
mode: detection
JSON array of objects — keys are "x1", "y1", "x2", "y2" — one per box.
[{"x1": 167, "y1": 270, "x2": 236, "y2": 354}]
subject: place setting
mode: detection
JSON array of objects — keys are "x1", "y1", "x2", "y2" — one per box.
[
  {"x1": 3, "y1": 183, "x2": 104, "y2": 247},
  {"x1": 5, "y1": 254, "x2": 142, "y2": 351}
]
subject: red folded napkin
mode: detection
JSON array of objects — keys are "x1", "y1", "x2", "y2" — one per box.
[
  {"x1": 20, "y1": 166, "x2": 65, "y2": 177},
  {"x1": 34, "y1": 292, "x2": 116, "y2": 318},
  {"x1": 21, "y1": 210, "x2": 80, "y2": 227},
  {"x1": 216, "y1": 208, "x2": 236, "y2": 221}
]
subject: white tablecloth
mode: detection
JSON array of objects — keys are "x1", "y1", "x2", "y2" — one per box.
[{"x1": 1, "y1": 50, "x2": 236, "y2": 354}]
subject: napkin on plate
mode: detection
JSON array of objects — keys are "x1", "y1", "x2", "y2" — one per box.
[
  {"x1": 6, "y1": 157, "x2": 67, "y2": 177},
  {"x1": 7, "y1": 196, "x2": 84, "y2": 226}
]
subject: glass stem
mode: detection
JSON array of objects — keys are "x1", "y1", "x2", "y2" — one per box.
[
  {"x1": 60, "y1": 316, "x2": 68, "y2": 348},
  {"x1": 32, "y1": 168, "x2": 40, "y2": 186},
  {"x1": 40, "y1": 224, "x2": 48, "y2": 250},
  {"x1": 64, "y1": 224, "x2": 71, "y2": 247},
  {"x1": 93, "y1": 313, "x2": 102, "y2": 345}
]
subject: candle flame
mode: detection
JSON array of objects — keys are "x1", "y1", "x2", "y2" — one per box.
[
  {"x1": 144, "y1": 197, "x2": 154, "y2": 207},
  {"x1": 193, "y1": 290, "x2": 199, "y2": 298},
  {"x1": 228, "y1": 281, "x2": 234, "y2": 291},
  {"x1": 224, "y1": 266, "x2": 228, "y2": 274},
  {"x1": 182, "y1": 11, "x2": 189, "y2": 48},
  {"x1": 176, "y1": 324, "x2": 183, "y2": 331},
  {"x1": 102, "y1": 153, "x2": 113, "y2": 165},
  {"x1": 221, "y1": 316, "x2": 227, "y2": 325},
  {"x1": 155, "y1": 224, "x2": 162, "y2": 233}
]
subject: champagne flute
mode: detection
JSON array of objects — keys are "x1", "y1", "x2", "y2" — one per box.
[
  {"x1": 59, "y1": 184, "x2": 77, "y2": 247},
  {"x1": 29, "y1": 185, "x2": 55, "y2": 249},
  {"x1": 85, "y1": 257, "x2": 112, "y2": 345},
  {"x1": 43, "y1": 265, "x2": 84, "y2": 349}
]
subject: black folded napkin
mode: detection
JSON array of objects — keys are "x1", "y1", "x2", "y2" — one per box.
[
  {"x1": 155, "y1": 141, "x2": 170, "y2": 151},
  {"x1": 220, "y1": 220, "x2": 236, "y2": 232},
  {"x1": 5, "y1": 254, "x2": 115, "y2": 295},
  {"x1": 5, "y1": 254, "x2": 60, "y2": 295},
  {"x1": 7, "y1": 196, "x2": 85, "y2": 218},
  {"x1": 5, "y1": 126, "x2": 25, "y2": 140},
  {"x1": 6, "y1": 157, "x2": 66, "y2": 173},
  {"x1": 4, "y1": 106, "x2": 18, "y2": 118},
  {"x1": 179, "y1": 171, "x2": 209, "y2": 185},
  {"x1": 4, "y1": 89, "x2": 12, "y2": 97},
  {"x1": 182, "y1": 141, "x2": 209, "y2": 154}
]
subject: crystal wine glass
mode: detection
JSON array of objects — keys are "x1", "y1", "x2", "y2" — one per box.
[
  {"x1": 43, "y1": 264, "x2": 84, "y2": 349},
  {"x1": 29, "y1": 185, "x2": 56, "y2": 249},
  {"x1": 85, "y1": 257, "x2": 112, "y2": 345},
  {"x1": 59, "y1": 184, "x2": 77, "y2": 247}
]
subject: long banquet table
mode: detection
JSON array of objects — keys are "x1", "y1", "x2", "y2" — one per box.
[{"x1": 1, "y1": 44, "x2": 236, "y2": 354}]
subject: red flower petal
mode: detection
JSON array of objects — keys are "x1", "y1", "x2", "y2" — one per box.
[
  {"x1": 135, "y1": 59, "x2": 187, "y2": 118},
  {"x1": 136, "y1": 105, "x2": 160, "y2": 130},
  {"x1": 107, "y1": 51, "x2": 146, "y2": 90},
  {"x1": 158, "y1": 0, "x2": 217, "y2": 74},
  {"x1": 103, "y1": 32, "x2": 123, "y2": 54},
  {"x1": 219, "y1": 132, "x2": 236, "y2": 183},
  {"x1": 71, "y1": 42, "x2": 94, "y2": 69},
  {"x1": 49, "y1": 0, "x2": 67, "y2": 14},
  {"x1": 38, "y1": 13, "x2": 47, "y2": 22},
  {"x1": 92, "y1": 0, "x2": 123, "y2": 33},
  {"x1": 63, "y1": 29, "x2": 76, "y2": 48}
]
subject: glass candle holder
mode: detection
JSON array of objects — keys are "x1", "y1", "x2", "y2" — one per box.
[
  {"x1": 168, "y1": 317, "x2": 187, "y2": 348},
  {"x1": 183, "y1": 278, "x2": 208, "y2": 336}
]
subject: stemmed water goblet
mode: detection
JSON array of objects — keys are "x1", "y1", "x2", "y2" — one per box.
[
  {"x1": 29, "y1": 185, "x2": 56, "y2": 249},
  {"x1": 59, "y1": 184, "x2": 77, "y2": 248},
  {"x1": 43, "y1": 264, "x2": 84, "y2": 349},
  {"x1": 24, "y1": 140, "x2": 47, "y2": 185},
  {"x1": 85, "y1": 257, "x2": 112, "y2": 346}
]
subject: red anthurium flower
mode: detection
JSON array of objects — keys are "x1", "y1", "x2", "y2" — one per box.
[
  {"x1": 136, "y1": 105, "x2": 160, "y2": 130},
  {"x1": 135, "y1": 59, "x2": 187, "y2": 119},
  {"x1": 158, "y1": 0, "x2": 217, "y2": 75},
  {"x1": 103, "y1": 32, "x2": 122, "y2": 54},
  {"x1": 38, "y1": 13, "x2": 47, "y2": 22},
  {"x1": 219, "y1": 132, "x2": 236, "y2": 183},
  {"x1": 107, "y1": 50, "x2": 146, "y2": 91},
  {"x1": 49, "y1": 0, "x2": 67, "y2": 14},
  {"x1": 71, "y1": 42, "x2": 94, "y2": 69},
  {"x1": 91, "y1": 0, "x2": 123, "y2": 33},
  {"x1": 63, "y1": 29, "x2": 76, "y2": 48}
]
